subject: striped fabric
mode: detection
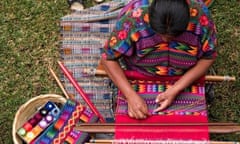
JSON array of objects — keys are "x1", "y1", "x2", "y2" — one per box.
[
  {"x1": 115, "y1": 77, "x2": 210, "y2": 142},
  {"x1": 116, "y1": 78, "x2": 207, "y2": 116}
]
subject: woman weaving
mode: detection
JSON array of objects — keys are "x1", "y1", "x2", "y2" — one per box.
[{"x1": 101, "y1": 0, "x2": 217, "y2": 120}]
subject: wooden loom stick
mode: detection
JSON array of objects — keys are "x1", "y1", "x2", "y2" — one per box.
[
  {"x1": 74, "y1": 123, "x2": 240, "y2": 134},
  {"x1": 57, "y1": 61, "x2": 105, "y2": 123},
  {"x1": 83, "y1": 68, "x2": 236, "y2": 82},
  {"x1": 49, "y1": 67, "x2": 70, "y2": 99},
  {"x1": 86, "y1": 139, "x2": 240, "y2": 144}
]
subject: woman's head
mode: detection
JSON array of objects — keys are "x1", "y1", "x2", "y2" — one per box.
[{"x1": 149, "y1": 0, "x2": 190, "y2": 38}]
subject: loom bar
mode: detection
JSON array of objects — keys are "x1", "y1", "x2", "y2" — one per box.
[
  {"x1": 87, "y1": 139, "x2": 240, "y2": 144},
  {"x1": 49, "y1": 67, "x2": 70, "y2": 99},
  {"x1": 58, "y1": 61, "x2": 105, "y2": 123},
  {"x1": 83, "y1": 68, "x2": 236, "y2": 82},
  {"x1": 74, "y1": 123, "x2": 240, "y2": 134}
]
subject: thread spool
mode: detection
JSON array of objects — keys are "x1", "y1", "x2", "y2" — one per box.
[
  {"x1": 31, "y1": 125, "x2": 43, "y2": 136},
  {"x1": 44, "y1": 101, "x2": 55, "y2": 111},
  {"x1": 46, "y1": 128, "x2": 56, "y2": 139},
  {"x1": 28, "y1": 118, "x2": 38, "y2": 127},
  {"x1": 23, "y1": 122, "x2": 33, "y2": 132},
  {"x1": 17, "y1": 128, "x2": 26, "y2": 136},
  {"x1": 40, "y1": 136, "x2": 52, "y2": 144},
  {"x1": 45, "y1": 115, "x2": 54, "y2": 123},
  {"x1": 25, "y1": 132, "x2": 35, "y2": 143},
  {"x1": 39, "y1": 120, "x2": 48, "y2": 129},
  {"x1": 40, "y1": 108, "x2": 48, "y2": 116},
  {"x1": 34, "y1": 112, "x2": 43, "y2": 121}
]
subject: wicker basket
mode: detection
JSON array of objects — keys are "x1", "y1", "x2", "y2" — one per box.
[{"x1": 12, "y1": 94, "x2": 67, "y2": 144}]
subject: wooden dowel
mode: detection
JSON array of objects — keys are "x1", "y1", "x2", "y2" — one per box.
[
  {"x1": 49, "y1": 67, "x2": 70, "y2": 99},
  {"x1": 83, "y1": 68, "x2": 236, "y2": 82},
  {"x1": 75, "y1": 123, "x2": 240, "y2": 134},
  {"x1": 205, "y1": 75, "x2": 236, "y2": 82},
  {"x1": 79, "y1": 122, "x2": 238, "y2": 126}
]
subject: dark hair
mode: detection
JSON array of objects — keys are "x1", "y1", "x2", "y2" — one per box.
[{"x1": 149, "y1": 0, "x2": 190, "y2": 37}]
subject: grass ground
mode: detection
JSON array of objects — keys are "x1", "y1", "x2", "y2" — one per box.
[{"x1": 0, "y1": 0, "x2": 239, "y2": 143}]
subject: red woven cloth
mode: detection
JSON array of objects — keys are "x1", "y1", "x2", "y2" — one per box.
[
  {"x1": 115, "y1": 115, "x2": 209, "y2": 141},
  {"x1": 114, "y1": 72, "x2": 209, "y2": 142}
]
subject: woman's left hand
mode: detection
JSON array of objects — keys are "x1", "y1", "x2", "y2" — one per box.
[{"x1": 153, "y1": 87, "x2": 179, "y2": 112}]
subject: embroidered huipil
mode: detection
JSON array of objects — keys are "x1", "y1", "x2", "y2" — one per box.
[{"x1": 102, "y1": 0, "x2": 217, "y2": 76}]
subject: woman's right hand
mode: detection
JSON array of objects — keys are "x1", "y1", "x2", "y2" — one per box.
[
  {"x1": 127, "y1": 94, "x2": 150, "y2": 119},
  {"x1": 100, "y1": 59, "x2": 149, "y2": 119}
]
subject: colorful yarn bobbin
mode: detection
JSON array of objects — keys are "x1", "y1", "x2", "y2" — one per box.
[
  {"x1": 46, "y1": 128, "x2": 56, "y2": 139},
  {"x1": 33, "y1": 112, "x2": 43, "y2": 122},
  {"x1": 45, "y1": 115, "x2": 54, "y2": 123},
  {"x1": 39, "y1": 120, "x2": 48, "y2": 129},
  {"x1": 39, "y1": 108, "x2": 48, "y2": 116},
  {"x1": 25, "y1": 132, "x2": 36, "y2": 143},
  {"x1": 17, "y1": 128, "x2": 27, "y2": 137},
  {"x1": 22, "y1": 122, "x2": 33, "y2": 132},
  {"x1": 31, "y1": 125, "x2": 43, "y2": 137},
  {"x1": 40, "y1": 136, "x2": 52, "y2": 144},
  {"x1": 28, "y1": 118, "x2": 38, "y2": 127},
  {"x1": 45, "y1": 101, "x2": 56, "y2": 111}
]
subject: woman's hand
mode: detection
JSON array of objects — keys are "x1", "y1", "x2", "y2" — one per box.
[
  {"x1": 154, "y1": 87, "x2": 179, "y2": 112},
  {"x1": 127, "y1": 94, "x2": 150, "y2": 119},
  {"x1": 100, "y1": 59, "x2": 150, "y2": 119},
  {"x1": 153, "y1": 59, "x2": 215, "y2": 112}
]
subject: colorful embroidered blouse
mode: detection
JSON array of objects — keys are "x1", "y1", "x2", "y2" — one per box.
[{"x1": 102, "y1": 0, "x2": 217, "y2": 76}]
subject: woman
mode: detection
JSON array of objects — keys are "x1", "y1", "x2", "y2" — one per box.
[{"x1": 101, "y1": 0, "x2": 217, "y2": 119}]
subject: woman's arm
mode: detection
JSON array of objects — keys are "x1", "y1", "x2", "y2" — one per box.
[
  {"x1": 154, "y1": 58, "x2": 215, "y2": 112},
  {"x1": 100, "y1": 58, "x2": 150, "y2": 119}
]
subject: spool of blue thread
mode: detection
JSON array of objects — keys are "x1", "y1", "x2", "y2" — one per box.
[
  {"x1": 44, "y1": 101, "x2": 56, "y2": 111},
  {"x1": 40, "y1": 136, "x2": 52, "y2": 144}
]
